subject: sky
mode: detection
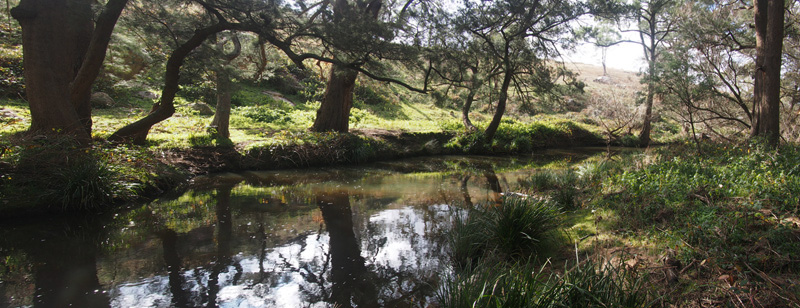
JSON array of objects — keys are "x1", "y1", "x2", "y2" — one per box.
[{"x1": 564, "y1": 41, "x2": 647, "y2": 72}]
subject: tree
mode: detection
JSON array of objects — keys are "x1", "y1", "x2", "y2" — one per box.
[
  {"x1": 108, "y1": 0, "x2": 275, "y2": 144},
  {"x1": 658, "y1": 0, "x2": 755, "y2": 139},
  {"x1": 456, "y1": 0, "x2": 592, "y2": 143},
  {"x1": 209, "y1": 32, "x2": 243, "y2": 139},
  {"x1": 309, "y1": 0, "x2": 424, "y2": 132},
  {"x1": 429, "y1": 34, "x2": 500, "y2": 132},
  {"x1": 750, "y1": 0, "x2": 785, "y2": 147},
  {"x1": 627, "y1": 0, "x2": 676, "y2": 147},
  {"x1": 11, "y1": 0, "x2": 128, "y2": 142}
]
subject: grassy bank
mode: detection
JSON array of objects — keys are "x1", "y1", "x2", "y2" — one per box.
[
  {"x1": 439, "y1": 142, "x2": 800, "y2": 307},
  {"x1": 0, "y1": 114, "x2": 605, "y2": 218}
]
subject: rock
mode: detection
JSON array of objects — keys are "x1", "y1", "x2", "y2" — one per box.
[
  {"x1": 136, "y1": 90, "x2": 159, "y2": 100},
  {"x1": 189, "y1": 102, "x2": 214, "y2": 115},
  {"x1": 90, "y1": 92, "x2": 116, "y2": 108},
  {"x1": 593, "y1": 76, "x2": 614, "y2": 84},
  {"x1": 262, "y1": 90, "x2": 296, "y2": 107},
  {"x1": 0, "y1": 109, "x2": 22, "y2": 123}
]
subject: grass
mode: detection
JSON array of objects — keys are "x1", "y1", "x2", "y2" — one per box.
[
  {"x1": 586, "y1": 142, "x2": 800, "y2": 305},
  {"x1": 449, "y1": 196, "x2": 563, "y2": 268},
  {"x1": 0, "y1": 136, "x2": 188, "y2": 215},
  {"x1": 442, "y1": 142, "x2": 800, "y2": 306},
  {"x1": 437, "y1": 259, "x2": 653, "y2": 308}
]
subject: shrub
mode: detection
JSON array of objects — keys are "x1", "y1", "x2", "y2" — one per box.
[
  {"x1": 0, "y1": 46, "x2": 24, "y2": 98},
  {"x1": 238, "y1": 106, "x2": 292, "y2": 124},
  {"x1": 445, "y1": 119, "x2": 603, "y2": 154}
]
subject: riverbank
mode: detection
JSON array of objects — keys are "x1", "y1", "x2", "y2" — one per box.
[{"x1": 0, "y1": 119, "x2": 606, "y2": 218}]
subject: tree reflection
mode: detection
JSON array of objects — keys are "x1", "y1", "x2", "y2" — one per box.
[
  {"x1": 158, "y1": 228, "x2": 189, "y2": 308},
  {"x1": 461, "y1": 175, "x2": 473, "y2": 207},
  {"x1": 25, "y1": 218, "x2": 110, "y2": 308},
  {"x1": 206, "y1": 185, "x2": 242, "y2": 307},
  {"x1": 316, "y1": 190, "x2": 378, "y2": 308}
]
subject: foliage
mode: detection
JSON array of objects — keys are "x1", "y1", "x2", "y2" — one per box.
[
  {"x1": 446, "y1": 119, "x2": 603, "y2": 154},
  {"x1": 437, "y1": 259, "x2": 652, "y2": 308},
  {"x1": 238, "y1": 106, "x2": 292, "y2": 124},
  {"x1": 243, "y1": 131, "x2": 384, "y2": 167},
  {"x1": 0, "y1": 45, "x2": 23, "y2": 98}
]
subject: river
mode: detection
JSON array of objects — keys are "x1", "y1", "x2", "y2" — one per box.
[{"x1": 0, "y1": 150, "x2": 604, "y2": 307}]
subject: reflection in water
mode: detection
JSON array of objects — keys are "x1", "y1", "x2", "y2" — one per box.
[
  {"x1": 158, "y1": 229, "x2": 188, "y2": 308},
  {"x1": 0, "y1": 153, "x2": 604, "y2": 307},
  {"x1": 32, "y1": 230, "x2": 109, "y2": 308},
  {"x1": 317, "y1": 191, "x2": 376, "y2": 308}
]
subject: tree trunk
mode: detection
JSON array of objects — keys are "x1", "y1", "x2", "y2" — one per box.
[
  {"x1": 109, "y1": 23, "x2": 231, "y2": 144},
  {"x1": 462, "y1": 73, "x2": 481, "y2": 131},
  {"x1": 12, "y1": 0, "x2": 127, "y2": 142},
  {"x1": 638, "y1": 15, "x2": 658, "y2": 148},
  {"x1": 70, "y1": 0, "x2": 129, "y2": 133},
  {"x1": 462, "y1": 88, "x2": 477, "y2": 131},
  {"x1": 12, "y1": 0, "x2": 91, "y2": 141},
  {"x1": 310, "y1": 64, "x2": 358, "y2": 132},
  {"x1": 210, "y1": 71, "x2": 232, "y2": 138},
  {"x1": 484, "y1": 69, "x2": 513, "y2": 143},
  {"x1": 639, "y1": 76, "x2": 655, "y2": 147},
  {"x1": 750, "y1": 0, "x2": 784, "y2": 148},
  {"x1": 209, "y1": 33, "x2": 241, "y2": 139},
  {"x1": 309, "y1": 0, "x2": 381, "y2": 133}
]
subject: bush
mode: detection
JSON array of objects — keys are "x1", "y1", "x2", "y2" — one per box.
[
  {"x1": 238, "y1": 106, "x2": 292, "y2": 124},
  {"x1": 0, "y1": 137, "x2": 187, "y2": 215},
  {"x1": 0, "y1": 46, "x2": 24, "y2": 98},
  {"x1": 445, "y1": 119, "x2": 603, "y2": 154}
]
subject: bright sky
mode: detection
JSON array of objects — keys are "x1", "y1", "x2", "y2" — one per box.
[{"x1": 563, "y1": 41, "x2": 647, "y2": 72}]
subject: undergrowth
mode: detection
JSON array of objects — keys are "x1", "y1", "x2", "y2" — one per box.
[
  {"x1": 596, "y1": 142, "x2": 800, "y2": 305},
  {"x1": 445, "y1": 118, "x2": 603, "y2": 154},
  {"x1": 0, "y1": 136, "x2": 187, "y2": 216}
]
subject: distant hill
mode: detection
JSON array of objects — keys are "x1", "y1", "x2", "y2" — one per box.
[{"x1": 564, "y1": 62, "x2": 643, "y2": 91}]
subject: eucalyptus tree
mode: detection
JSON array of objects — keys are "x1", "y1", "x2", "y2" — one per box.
[
  {"x1": 455, "y1": 0, "x2": 606, "y2": 143},
  {"x1": 11, "y1": 0, "x2": 128, "y2": 142}
]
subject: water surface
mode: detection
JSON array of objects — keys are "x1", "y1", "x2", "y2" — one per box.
[{"x1": 0, "y1": 152, "x2": 602, "y2": 307}]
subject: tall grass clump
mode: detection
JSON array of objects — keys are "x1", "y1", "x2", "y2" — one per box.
[
  {"x1": 437, "y1": 260, "x2": 652, "y2": 308},
  {"x1": 525, "y1": 169, "x2": 581, "y2": 210},
  {"x1": 450, "y1": 196, "x2": 561, "y2": 267},
  {"x1": 0, "y1": 136, "x2": 187, "y2": 215}
]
